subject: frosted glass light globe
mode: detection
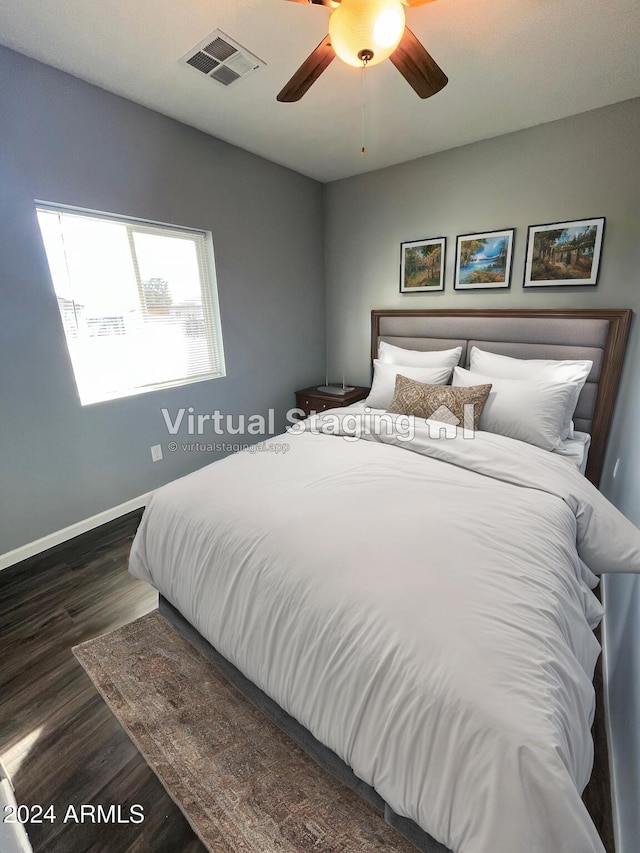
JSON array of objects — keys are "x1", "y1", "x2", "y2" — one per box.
[{"x1": 329, "y1": 0, "x2": 406, "y2": 68}]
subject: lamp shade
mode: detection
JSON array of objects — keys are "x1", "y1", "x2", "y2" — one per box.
[{"x1": 329, "y1": 0, "x2": 406, "y2": 68}]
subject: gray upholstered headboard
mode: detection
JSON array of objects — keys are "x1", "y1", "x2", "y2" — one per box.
[{"x1": 371, "y1": 309, "x2": 631, "y2": 486}]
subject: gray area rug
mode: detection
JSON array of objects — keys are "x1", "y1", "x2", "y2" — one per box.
[{"x1": 73, "y1": 610, "x2": 418, "y2": 853}]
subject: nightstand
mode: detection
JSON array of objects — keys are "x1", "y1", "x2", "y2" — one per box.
[{"x1": 294, "y1": 385, "x2": 370, "y2": 418}]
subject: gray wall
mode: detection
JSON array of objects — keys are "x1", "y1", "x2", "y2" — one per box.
[
  {"x1": 0, "y1": 45, "x2": 325, "y2": 554},
  {"x1": 324, "y1": 97, "x2": 640, "y2": 853}
]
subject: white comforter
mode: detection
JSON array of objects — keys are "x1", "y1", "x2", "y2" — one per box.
[{"x1": 129, "y1": 410, "x2": 640, "y2": 853}]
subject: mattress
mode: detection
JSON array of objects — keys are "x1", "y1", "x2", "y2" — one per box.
[{"x1": 130, "y1": 410, "x2": 640, "y2": 853}]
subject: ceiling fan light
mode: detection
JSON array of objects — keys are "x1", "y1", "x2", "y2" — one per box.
[
  {"x1": 373, "y1": 7, "x2": 405, "y2": 49},
  {"x1": 329, "y1": 0, "x2": 406, "y2": 68}
]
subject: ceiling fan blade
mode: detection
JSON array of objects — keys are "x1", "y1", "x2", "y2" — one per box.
[
  {"x1": 284, "y1": 0, "x2": 337, "y2": 7},
  {"x1": 389, "y1": 27, "x2": 448, "y2": 99},
  {"x1": 277, "y1": 35, "x2": 336, "y2": 102}
]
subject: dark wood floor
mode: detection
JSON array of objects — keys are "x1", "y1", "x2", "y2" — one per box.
[
  {"x1": 0, "y1": 512, "x2": 205, "y2": 853},
  {"x1": 0, "y1": 512, "x2": 614, "y2": 853}
]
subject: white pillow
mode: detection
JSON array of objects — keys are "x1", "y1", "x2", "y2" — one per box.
[
  {"x1": 453, "y1": 366, "x2": 578, "y2": 451},
  {"x1": 366, "y1": 361, "x2": 453, "y2": 409},
  {"x1": 469, "y1": 347, "x2": 592, "y2": 439},
  {"x1": 378, "y1": 341, "x2": 462, "y2": 370}
]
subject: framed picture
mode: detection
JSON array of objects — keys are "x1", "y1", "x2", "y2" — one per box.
[
  {"x1": 454, "y1": 229, "x2": 514, "y2": 290},
  {"x1": 523, "y1": 217, "x2": 605, "y2": 287},
  {"x1": 400, "y1": 237, "x2": 446, "y2": 293}
]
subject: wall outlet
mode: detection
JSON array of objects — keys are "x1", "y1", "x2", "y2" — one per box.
[
  {"x1": 151, "y1": 444, "x2": 163, "y2": 462},
  {"x1": 613, "y1": 458, "x2": 621, "y2": 479}
]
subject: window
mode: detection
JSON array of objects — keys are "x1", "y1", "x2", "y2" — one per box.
[{"x1": 36, "y1": 203, "x2": 225, "y2": 405}]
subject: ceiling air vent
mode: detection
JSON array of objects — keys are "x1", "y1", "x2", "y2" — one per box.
[{"x1": 181, "y1": 29, "x2": 265, "y2": 88}]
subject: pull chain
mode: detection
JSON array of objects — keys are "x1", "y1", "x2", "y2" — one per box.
[
  {"x1": 361, "y1": 59, "x2": 367, "y2": 155},
  {"x1": 357, "y1": 49, "x2": 372, "y2": 156}
]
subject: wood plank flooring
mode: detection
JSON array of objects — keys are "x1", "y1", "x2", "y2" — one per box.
[
  {"x1": 0, "y1": 512, "x2": 204, "y2": 853},
  {"x1": 0, "y1": 512, "x2": 615, "y2": 853}
]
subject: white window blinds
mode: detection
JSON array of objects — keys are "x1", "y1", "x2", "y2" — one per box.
[{"x1": 36, "y1": 204, "x2": 225, "y2": 405}]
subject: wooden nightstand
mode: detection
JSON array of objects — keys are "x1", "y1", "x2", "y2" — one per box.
[{"x1": 294, "y1": 385, "x2": 370, "y2": 418}]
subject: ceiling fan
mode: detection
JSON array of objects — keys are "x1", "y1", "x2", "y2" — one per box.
[{"x1": 277, "y1": 0, "x2": 448, "y2": 102}]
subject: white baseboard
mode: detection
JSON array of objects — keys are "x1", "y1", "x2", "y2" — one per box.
[{"x1": 0, "y1": 493, "x2": 151, "y2": 572}]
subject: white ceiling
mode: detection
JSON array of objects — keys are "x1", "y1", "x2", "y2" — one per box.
[{"x1": 1, "y1": 0, "x2": 639, "y2": 183}]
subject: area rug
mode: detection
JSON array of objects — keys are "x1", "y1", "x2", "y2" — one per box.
[{"x1": 73, "y1": 610, "x2": 417, "y2": 853}]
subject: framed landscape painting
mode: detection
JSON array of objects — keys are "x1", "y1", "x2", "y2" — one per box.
[
  {"x1": 523, "y1": 217, "x2": 605, "y2": 287},
  {"x1": 454, "y1": 229, "x2": 514, "y2": 290},
  {"x1": 400, "y1": 237, "x2": 446, "y2": 293}
]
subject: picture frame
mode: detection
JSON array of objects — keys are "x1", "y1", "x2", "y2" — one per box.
[
  {"x1": 400, "y1": 237, "x2": 446, "y2": 293},
  {"x1": 523, "y1": 217, "x2": 605, "y2": 287},
  {"x1": 454, "y1": 228, "x2": 514, "y2": 290}
]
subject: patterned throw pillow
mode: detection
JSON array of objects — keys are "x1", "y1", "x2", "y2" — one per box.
[{"x1": 387, "y1": 374, "x2": 492, "y2": 431}]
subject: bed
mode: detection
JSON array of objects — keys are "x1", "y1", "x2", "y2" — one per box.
[{"x1": 130, "y1": 308, "x2": 638, "y2": 853}]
